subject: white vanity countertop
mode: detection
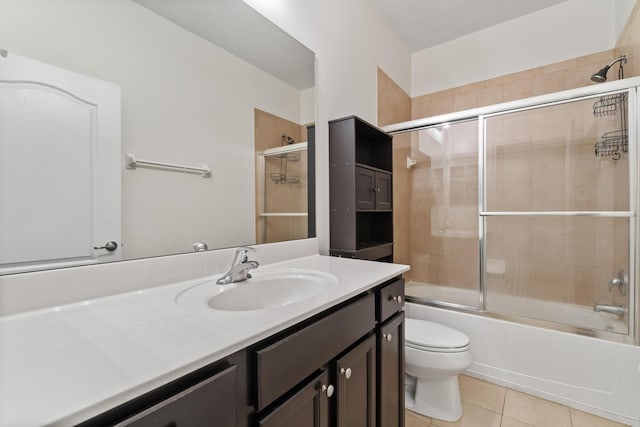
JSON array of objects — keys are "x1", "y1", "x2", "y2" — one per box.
[{"x1": 0, "y1": 255, "x2": 408, "y2": 426}]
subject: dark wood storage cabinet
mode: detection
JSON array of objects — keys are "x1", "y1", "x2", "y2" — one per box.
[
  {"x1": 82, "y1": 277, "x2": 404, "y2": 427},
  {"x1": 329, "y1": 116, "x2": 394, "y2": 262}
]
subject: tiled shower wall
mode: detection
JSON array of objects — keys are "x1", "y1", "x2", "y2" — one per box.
[{"x1": 377, "y1": 0, "x2": 640, "y2": 306}]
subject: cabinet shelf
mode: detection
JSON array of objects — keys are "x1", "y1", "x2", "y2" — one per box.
[{"x1": 354, "y1": 162, "x2": 392, "y2": 174}]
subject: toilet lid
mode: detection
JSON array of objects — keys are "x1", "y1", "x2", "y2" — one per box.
[{"x1": 405, "y1": 318, "x2": 470, "y2": 352}]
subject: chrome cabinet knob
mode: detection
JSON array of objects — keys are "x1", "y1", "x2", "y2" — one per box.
[
  {"x1": 391, "y1": 295, "x2": 403, "y2": 304},
  {"x1": 321, "y1": 384, "x2": 334, "y2": 397},
  {"x1": 94, "y1": 241, "x2": 118, "y2": 252},
  {"x1": 340, "y1": 367, "x2": 352, "y2": 379},
  {"x1": 383, "y1": 333, "x2": 393, "y2": 342}
]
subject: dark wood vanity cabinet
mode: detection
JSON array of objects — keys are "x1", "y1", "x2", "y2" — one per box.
[
  {"x1": 255, "y1": 293, "x2": 377, "y2": 427},
  {"x1": 79, "y1": 350, "x2": 253, "y2": 427},
  {"x1": 378, "y1": 312, "x2": 405, "y2": 427},
  {"x1": 256, "y1": 277, "x2": 405, "y2": 427},
  {"x1": 82, "y1": 277, "x2": 405, "y2": 427},
  {"x1": 115, "y1": 366, "x2": 238, "y2": 427},
  {"x1": 377, "y1": 278, "x2": 405, "y2": 427}
]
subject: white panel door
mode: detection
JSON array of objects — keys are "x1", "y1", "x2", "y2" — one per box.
[{"x1": 0, "y1": 51, "x2": 121, "y2": 273}]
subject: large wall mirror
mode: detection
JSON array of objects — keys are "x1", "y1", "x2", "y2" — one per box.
[{"x1": 0, "y1": 0, "x2": 315, "y2": 275}]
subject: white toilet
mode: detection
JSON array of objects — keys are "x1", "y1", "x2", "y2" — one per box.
[{"x1": 404, "y1": 318, "x2": 472, "y2": 422}]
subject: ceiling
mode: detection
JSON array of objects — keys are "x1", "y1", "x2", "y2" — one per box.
[
  {"x1": 373, "y1": 0, "x2": 567, "y2": 52},
  {"x1": 134, "y1": 0, "x2": 570, "y2": 90},
  {"x1": 133, "y1": 0, "x2": 315, "y2": 90}
]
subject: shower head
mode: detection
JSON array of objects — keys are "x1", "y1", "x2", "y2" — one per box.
[
  {"x1": 590, "y1": 65, "x2": 610, "y2": 83},
  {"x1": 591, "y1": 55, "x2": 627, "y2": 83}
]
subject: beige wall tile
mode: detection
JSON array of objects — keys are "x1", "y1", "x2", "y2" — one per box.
[
  {"x1": 412, "y1": 93, "x2": 455, "y2": 119},
  {"x1": 453, "y1": 89, "x2": 479, "y2": 111},
  {"x1": 615, "y1": 1, "x2": 640, "y2": 77},
  {"x1": 377, "y1": 67, "x2": 411, "y2": 126},
  {"x1": 477, "y1": 85, "x2": 504, "y2": 107},
  {"x1": 503, "y1": 390, "x2": 571, "y2": 427},
  {"x1": 531, "y1": 71, "x2": 566, "y2": 96},
  {"x1": 503, "y1": 78, "x2": 533, "y2": 102},
  {"x1": 376, "y1": 68, "x2": 412, "y2": 269}
]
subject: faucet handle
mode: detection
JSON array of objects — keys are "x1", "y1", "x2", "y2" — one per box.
[
  {"x1": 234, "y1": 246, "x2": 257, "y2": 263},
  {"x1": 608, "y1": 269, "x2": 627, "y2": 296}
]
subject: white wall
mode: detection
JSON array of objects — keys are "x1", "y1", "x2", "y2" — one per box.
[
  {"x1": 411, "y1": 0, "x2": 621, "y2": 96},
  {"x1": 242, "y1": 0, "x2": 412, "y2": 254},
  {"x1": 0, "y1": 0, "x2": 305, "y2": 259}
]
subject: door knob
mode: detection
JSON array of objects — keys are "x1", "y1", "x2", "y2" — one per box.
[
  {"x1": 383, "y1": 333, "x2": 393, "y2": 342},
  {"x1": 340, "y1": 367, "x2": 352, "y2": 379},
  {"x1": 94, "y1": 241, "x2": 118, "y2": 252},
  {"x1": 321, "y1": 384, "x2": 334, "y2": 397}
]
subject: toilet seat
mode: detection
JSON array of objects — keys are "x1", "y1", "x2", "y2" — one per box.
[{"x1": 406, "y1": 319, "x2": 470, "y2": 353}]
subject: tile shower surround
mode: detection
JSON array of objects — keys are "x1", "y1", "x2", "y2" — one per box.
[{"x1": 378, "y1": 3, "x2": 640, "y2": 304}]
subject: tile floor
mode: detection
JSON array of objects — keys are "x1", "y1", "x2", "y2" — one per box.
[{"x1": 405, "y1": 375, "x2": 629, "y2": 427}]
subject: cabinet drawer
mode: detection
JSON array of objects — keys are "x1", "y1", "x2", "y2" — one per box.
[
  {"x1": 256, "y1": 294, "x2": 375, "y2": 411},
  {"x1": 377, "y1": 278, "x2": 404, "y2": 322},
  {"x1": 115, "y1": 365, "x2": 236, "y2": 427}
]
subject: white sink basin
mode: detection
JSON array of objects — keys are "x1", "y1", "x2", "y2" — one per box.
[{"x1": 175, "y1": 268, "x2": 338, "y2": 311}]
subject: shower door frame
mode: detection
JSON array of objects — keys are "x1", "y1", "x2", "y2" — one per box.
[{"x1": 384, "y1": 77, "x2": 640, "y2": 345}]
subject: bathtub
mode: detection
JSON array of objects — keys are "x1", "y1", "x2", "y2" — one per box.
[
  {"x1": 406, "y1": 283, "x2": 627, "y2": 334},
  {"x1": 406, "y1": 301, "x2": 640, "y2": 426}
]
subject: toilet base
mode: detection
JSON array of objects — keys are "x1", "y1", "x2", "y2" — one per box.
[{"x1": 405, "y1": 375, "x2": 463, "y2": 422}]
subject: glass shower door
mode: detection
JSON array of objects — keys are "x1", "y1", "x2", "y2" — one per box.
[
  {"x1": 404, "y1": 120, "x2": 481, "y2": 308},
  {"x1": 482, "y1": 90, "x2": 634, "y2": 334}
]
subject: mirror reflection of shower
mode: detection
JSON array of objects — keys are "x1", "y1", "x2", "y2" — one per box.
[
  {"x1": 270, "y1": 133, "x2": 301, "y2": 184},
  {"x1": 254, "y1": 109, "x2": 310, "y2": 245}
]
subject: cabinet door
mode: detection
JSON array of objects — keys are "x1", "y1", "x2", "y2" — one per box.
[
  {"x1": 258, "y1": 370, "x2": 331, "y2": 427},
  {"x1": 379, "y1": 313, "x2": 405, "y2": 427},
  {"x1": 116, "y1": 365, "x2": 236, "y2": 427},
  {"x1": 336, "y1": 335, "x2": 376, "y2": 427},
  {"x1": 355, "y1": 167, "x2": 376, "y2": 210},
  {"x1": 374, "y1": 172, "x2": 392, "y2": 211}
]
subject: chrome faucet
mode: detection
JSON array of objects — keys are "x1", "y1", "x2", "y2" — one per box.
[
  {"x1": 593, "y1": 304, "x2": 626, "y2": 316},
  {"x1": 216, "y1": 246, "x2": 259, "y2": 285}
]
